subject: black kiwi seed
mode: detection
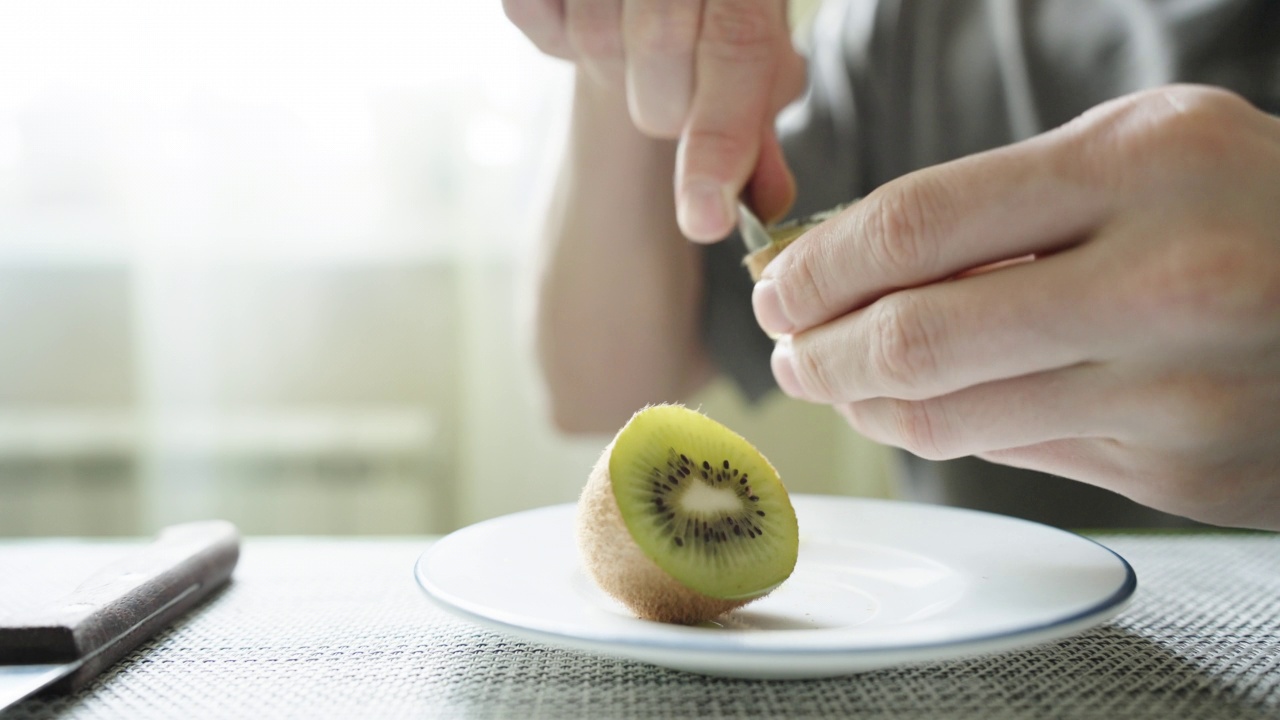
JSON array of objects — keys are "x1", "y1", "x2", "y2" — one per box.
[{"x1": 639, "y1": 453, "x2": 781, "y2": 553}]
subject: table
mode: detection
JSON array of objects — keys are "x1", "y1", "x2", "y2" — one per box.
[{"x1": 2, "y1": 531, "x2": 1278, "y2": 719}]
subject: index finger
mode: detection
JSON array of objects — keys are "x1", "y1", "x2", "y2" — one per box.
[
  {"x1": 752, "y1": 128, "x2": 1115, "y2": 335},
  {"x1": 675, "y1": 0, "x2": 800, "y2": 241}
]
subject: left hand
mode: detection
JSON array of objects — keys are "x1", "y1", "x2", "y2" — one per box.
[
  {"x1": 752, "y1": 85, "x2": 1280, "y2": 530},
  {"x1": 502, "y1": 0, "x2": 806, "y2": 239}
]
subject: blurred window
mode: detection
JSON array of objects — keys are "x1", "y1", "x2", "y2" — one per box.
[{"x1": 0, "y1": 0, "x2": 568, "y2": 264}]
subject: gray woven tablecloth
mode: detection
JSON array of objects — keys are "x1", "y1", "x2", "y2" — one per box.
[{"x1": 1, "y1": 531, "x2": 1277, "y2": 719}]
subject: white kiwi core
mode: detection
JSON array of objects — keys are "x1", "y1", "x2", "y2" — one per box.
[{"x1": 679, "y1": 481, "x2": 743, "y2": 515}]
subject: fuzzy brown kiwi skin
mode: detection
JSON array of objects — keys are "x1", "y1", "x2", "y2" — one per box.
[{"x1": 576, "y1": 443, "x2": 754, "y2": 625}]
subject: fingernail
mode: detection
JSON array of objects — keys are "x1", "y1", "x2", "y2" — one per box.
[
  {"x1": 771, "y1": 335, "x2": 806, "y2": 399},
  {"x1": 677, "y1": 180, "x2": 732, "y2": 240},
  {"x1": 752, "y1": 279, "x2": 795, "y2": 335}
]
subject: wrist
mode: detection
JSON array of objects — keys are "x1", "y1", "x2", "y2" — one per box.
[
  {"x1": 565, "y1": 68, "x2": 675, "y2": 179},
  {"x1": 571, "y1": 68, "x2": 668, "y2": 154}
]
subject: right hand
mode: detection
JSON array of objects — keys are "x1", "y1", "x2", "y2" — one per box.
[
  {"x1": 753, "y1": 86, "x2": 1280, "y2": 530},
  {"x1": 502, "y1": 0, "x2": 808, "y2": 241}
]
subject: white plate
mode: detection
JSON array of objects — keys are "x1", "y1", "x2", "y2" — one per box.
[{"x1": 415, "y1": 495, "x2": 1135, "y2": 679}]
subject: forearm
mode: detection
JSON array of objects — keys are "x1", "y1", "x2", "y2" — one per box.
[{"x1": 534, "y1": 71, "x2": 714, "y2": 434}]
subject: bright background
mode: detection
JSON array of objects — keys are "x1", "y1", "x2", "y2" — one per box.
[{"x1": 0, "y1": 0, "x2": 892, "y2": 537}]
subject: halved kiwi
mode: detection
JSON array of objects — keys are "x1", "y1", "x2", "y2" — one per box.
[{"x1": 576, "y1": 404, "x2": 799, "y2": 624}]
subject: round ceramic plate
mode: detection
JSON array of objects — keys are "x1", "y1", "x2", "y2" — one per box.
[{"x1": 415, "y1": 495, "x2": 1135, "y2": 679}]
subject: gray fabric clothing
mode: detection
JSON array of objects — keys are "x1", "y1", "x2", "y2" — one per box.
[{"x1": 702, "y1": 0, "x2": 1279, "y2": 528}]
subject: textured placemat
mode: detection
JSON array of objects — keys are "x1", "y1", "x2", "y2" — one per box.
[{"x1": 2, "y1": 532, "x2": 1278, "y2": 719}]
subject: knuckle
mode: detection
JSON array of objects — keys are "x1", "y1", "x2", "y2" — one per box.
[
  {"x1": 866, "y1": 294, "x2": 940, "y2": 397},
  {"x1": 1140, "y1": 90, "x2": 1246, "y2": 170},
  {"x1": 889, "y1": 400, "x2": 952, "y2": 460},
  {"x1": 680, "y1": 126, "x2": 753, "y2": 181},
  {"x1": 862, "y1": 181, "x2": 942, "y2": 279},
  {"x1": 628, "y1": 7, "x2": 699, "y2": 56},
  {"x1": 567, "y1": 7, "x2": 622, "y2": 61},
  {"x1": 700, "y1": 0, "x2": 779, "y2": 62},
  {"x1": 1072, "y1": 86, "x2": 1255, "y2": 188},
  {"x1": 773, "y1": 243, "x2": 835, "y2": 327},
  {"x1": 792, "y1": 339, "x2": 844, "y2": 402}
]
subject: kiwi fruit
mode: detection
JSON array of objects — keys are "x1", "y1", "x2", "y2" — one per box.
[
  {"x1": 576, "y1": 404, "x2": 799, "y2": 624},
  {"x1": 744, "y1": 202, "x2": 852, "y2": 281}
]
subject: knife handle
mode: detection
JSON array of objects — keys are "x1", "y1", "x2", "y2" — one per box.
[{"x1": 0, "y1": 520, "x2": 241, "y2": 692}]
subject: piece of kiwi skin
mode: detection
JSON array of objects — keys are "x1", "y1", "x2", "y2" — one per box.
[
  {"x1": 576, "y1": 404, "x2": 799, "y2": 625},
  {"x1": 743, "y1": 202, "x2": 852, "y2": 281}
]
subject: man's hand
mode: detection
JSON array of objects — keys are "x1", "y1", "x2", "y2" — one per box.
[
  {"x1": 753, "y1": 85, "x2": 1280, "y2": 530},
  {"x1": 503, "y1": 0, "x2": 806, "y2": 239}
]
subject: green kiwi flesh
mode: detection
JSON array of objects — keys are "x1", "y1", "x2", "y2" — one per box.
[{"x1": 576, "y1": 404, "x2": 799, "y2": 624}]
